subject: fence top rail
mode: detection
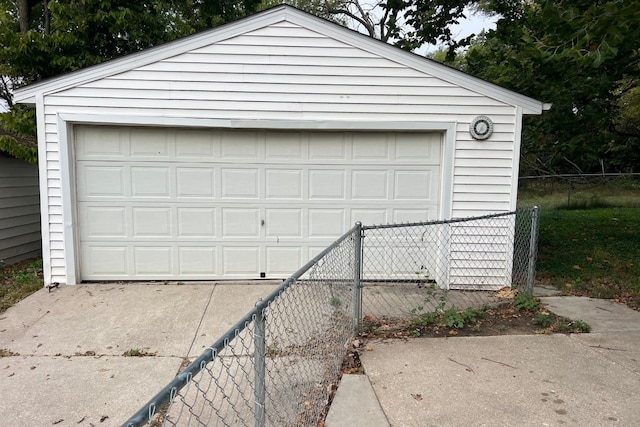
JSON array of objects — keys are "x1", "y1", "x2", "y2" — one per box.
[
  {"x1": 123, "y1": 223, "x2": 361, "y2": 427},
  {"x1": 362, "y1": 209, "x2": 533, "y2": 231},
  {"x1": 520, "y1": 173, "x2": 640, "y2": 179}
]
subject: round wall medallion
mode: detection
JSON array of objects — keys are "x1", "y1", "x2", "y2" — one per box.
[{"x1": 469, "y1": 115, "x2": 494, "y2": 140}]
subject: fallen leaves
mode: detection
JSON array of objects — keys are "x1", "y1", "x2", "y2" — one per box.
[
  {"x1": 411, "y1": 393, "x2": 423, "y2": 401},
  {"x1": 493, "y1": 286, "x2": 517, "y2": 300}
]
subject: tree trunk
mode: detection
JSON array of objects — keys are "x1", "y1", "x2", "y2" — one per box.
[
  {"x1": 18, "y1": 0, "x2": 30, "y2": 34},
  {"x1": 44, "y1": 0, "x2": 50, "y2": 34}
]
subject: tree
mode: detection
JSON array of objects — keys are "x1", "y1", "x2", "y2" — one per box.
[
  {"x1": 452, "y1": 0, "x2": 640, "y2": 174},
  {"x1": 175, "y1": 0, "x2": 262, "y2": 32},
  {"x1": 0, "y1": 0, "x2": 261, "y2": 161},
  {"x1": 259, "y1": 0, "x2": 477, "y2": 53},
  {"x1": 385, "y1": 0, "x2": 477, "y2": 53}
]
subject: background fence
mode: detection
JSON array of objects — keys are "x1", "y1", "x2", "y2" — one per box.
[
  {"x1": 125, "y1": 207, "x2": 539, "y2": 427},
  {"x1": 518, "y1": 173, "x2": 640, "y2": 209}
]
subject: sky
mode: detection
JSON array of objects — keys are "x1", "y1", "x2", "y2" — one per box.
[
  {"x1": 425, "y1": 8, "x2": 498, "y2": 53},
  {"x1": 451, "y1": 7, "x2": 498, "y2": 40}
]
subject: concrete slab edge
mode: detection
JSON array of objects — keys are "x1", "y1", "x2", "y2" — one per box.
[{"x1": 325, "y1": 374, "x2": 390, "y2": 427}]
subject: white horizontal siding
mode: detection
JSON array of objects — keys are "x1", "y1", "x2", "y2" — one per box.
[
  {"x1": 51, "y1": 88, "x2": 508, "y2": 107},
  {"x1": 447, "y1": 215, "x2": 515, "y2": 289},
  {"x1": 0, "y1": 156, "x2": 42, "y2": 264},
  {"x1": 44, "y1": 99, "x2": 515, "y2": 118},
  {"x1": 39, "y1": 20, "x2": 520, "y2": 284},
  {"x1": 83, "y1": 79, "x2": 486, "y2": 97}
]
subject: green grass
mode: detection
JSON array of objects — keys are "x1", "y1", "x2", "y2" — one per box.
[
  {"x1": 535, "y1": 207, "x2": 640, "y2": 309},
  {"x1": 519, "y1": 177, "x2": 640, "y2": 210},
  {"x1": 0, "y1": 258, "x2": 43, "y2": 313}
]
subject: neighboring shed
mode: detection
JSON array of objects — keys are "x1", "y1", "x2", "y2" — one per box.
[
  {"x1": 0, "y1": 152, "x2": 41, "y2": 264},
  {"x1": 13, "y1": 5, "x2": 547, "y2": 286}
]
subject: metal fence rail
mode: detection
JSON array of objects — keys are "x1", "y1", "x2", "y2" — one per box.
[
  {"x1": 360, "y1": 208, "x2": 539, "y2": 321},
  {"x1": 519, "y1": 173, "x2": 640, "y2": 208},
  {"x1": 124, "y1": 208, "x2": 539, "y2": 426},
  {"x1": 124, "y1": 224, "x2": 359, "y2": 427}
]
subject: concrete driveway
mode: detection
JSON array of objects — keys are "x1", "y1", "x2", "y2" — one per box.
[
  {"x1": 2, "y1": 285, "x2": 640, "y2": 427},
  {"x1": 0, "y1": 283, "x2": 278, "y2": 426}
]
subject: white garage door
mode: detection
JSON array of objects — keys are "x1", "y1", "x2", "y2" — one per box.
[{"x1": 74, "y1": 125, "x2": 441, "y2": 281}]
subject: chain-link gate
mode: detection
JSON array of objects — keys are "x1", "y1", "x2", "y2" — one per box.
[{"x1": 124, "y1": 207, "x2": 538, "y2": 426}]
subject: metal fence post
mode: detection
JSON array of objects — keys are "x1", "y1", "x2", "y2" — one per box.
[
  {"x1": 254, "y1": 310, "x2": 266, "y2": 427},
  {"x1": 353, "y1": 222, "x2": 362, "y2": 335},
  {"x1": 526, "y1": 206, "x2": 540, "y2": 294}
]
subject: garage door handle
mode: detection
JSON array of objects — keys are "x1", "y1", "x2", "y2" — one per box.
[{"x1": 261, "y1": 219, "x2": 265, "y2": 226}]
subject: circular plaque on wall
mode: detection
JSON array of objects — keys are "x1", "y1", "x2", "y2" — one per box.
[{"x1": 469, "y1": 116, "x2": 494, "y2": 140}]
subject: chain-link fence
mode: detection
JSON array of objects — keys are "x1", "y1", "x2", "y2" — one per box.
[
  {"x1": 360, "y1": 207, "x2": 539, "y2": 322},
  {"x1": 124, "y1": 207, "x2": 539, "y2": 426},
  {"x1": 519, "y1": 173, "x2": 640, "y2": 209},
  {"x1": 124, "y1": 224, "x2": 359, "y2": 427}
]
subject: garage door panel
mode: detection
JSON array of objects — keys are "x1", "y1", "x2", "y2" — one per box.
[
  {"x1": 179, "y1": 247, "x2": 217, "y2": 275},
  {"x1": 176, "y1": 168, "x2": 215, "y2": 197},
  {"x1": 266, "y1": 169, "x2": 303, "y2": 199},
  {"x1": 309, "y1": 133, "x2": 345, "y2": 160},
  {"x1": 352, "y1": 170, "x2": 388, "y2": 200},
  {"x1": 131, "y1": 167, "x2": 171, "y2": 197},
  {"x1": 223, "y1": 247, "x2": 260, "y2": 275},
  {"x1": 82, "y1": 246, "x2": 128, "y2": 276},
  {"x1": 79, "y1": 166, "x2": 126, "y2": 198},
  {"x1": 133, "y1": 207, "x2": 172, "y2": 237},
  {"x1": 76, "y1": 126, "x2": 126, "y2": 159},
  {"x1": 81, "y1": 207, "x2": 127, "y2": 238},
  {"x1": 220, "y1": 130, "x2": 260, "y2": 160},
  {"x1": 75, "y1": 126, "x2": 441, "y2": 280},
  {"x1": 221, "y1": 168, "x2": 259, "y2": 198},
  {"x1": 222, "y1": 208, "x2": 260, "y2": 237},
  {"x1": 175, "y1": 129, "x2": 216, "y2": 158},
  {"x1": 309, "y1": 170, "x2": 346, "y2": 199},
  {"x1": 178, "y1": 208, "x2": 216, "y2": 237},
  {"x1": 265, "y1": 209, "x2": 302, "y2": 237},
  {"x1": 352, "y1": 133, "x2": 390, "y2": 160},
  {"x1": 265, "y1": 132, "x2": 304, "y2": 160},
  {"x1": 129, "y1": 127, "x2": 171, "y2": 158},
  {"x1": 394, "y1": 170, "x2": 436, "y2": 200},
  {"x1": 395, "y1": 133, "x2": 440, "y2": 163},
  {"x1": 309, "y1": 208, "x2": 345, "y2": 237},
  {"x1": 266, "y1": 246, "x2": 303, "y2": 275},
  {"x1": 134, "y1": 247, "x2": 172, "y2": 275}
]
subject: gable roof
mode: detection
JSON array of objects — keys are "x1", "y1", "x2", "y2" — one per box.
[{"x1": 13, "y1": 5, "x2": 548, "y2": 115}]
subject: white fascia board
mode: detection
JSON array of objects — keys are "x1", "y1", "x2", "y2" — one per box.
[
  {"x1": 13, "y1": 6, "x2": 292, "y2": 104},
  {"x1": 14, "y1": 5, "x2": 547, "y2": 114}
]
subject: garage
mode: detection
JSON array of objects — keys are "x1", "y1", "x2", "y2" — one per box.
[
  {"x1": 13, "y1": 5, "x2": 546, "y2": 286},
  {"x1": 75, "y1": 125, "x2": 440, "y2": 280}
]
